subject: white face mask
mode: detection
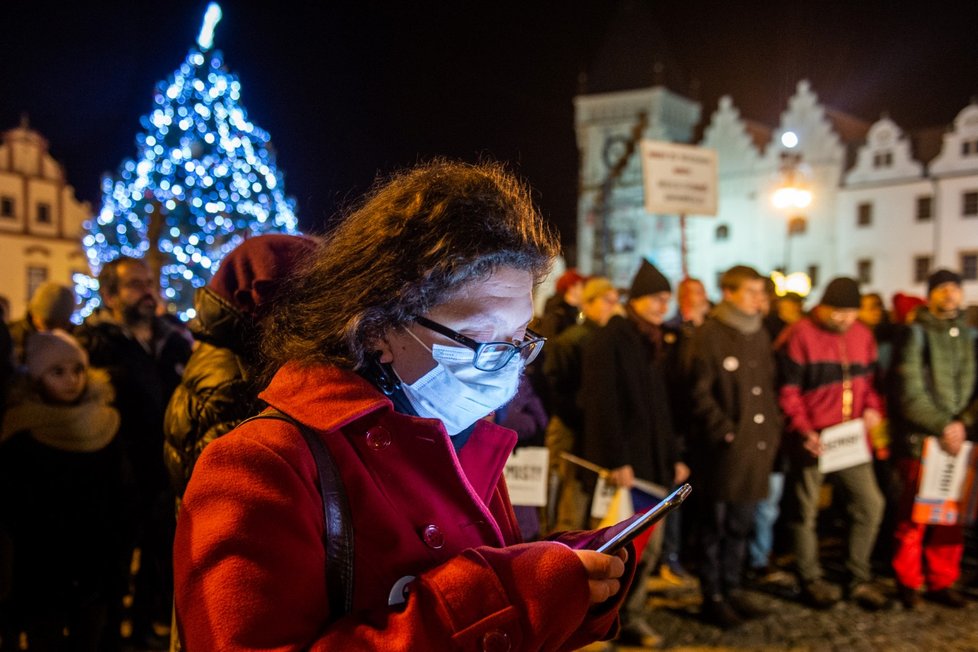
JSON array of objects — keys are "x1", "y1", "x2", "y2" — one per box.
[{"x1": 398, "y1": 332, "x2": 522, "y2": 436}]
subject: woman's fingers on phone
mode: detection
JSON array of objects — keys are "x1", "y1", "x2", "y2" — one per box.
[{"x1": 574, "y1": 550, "x2": 626, "y2": 604}]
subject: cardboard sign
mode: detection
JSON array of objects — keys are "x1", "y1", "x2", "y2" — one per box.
[
  {"x1": 818, "y1": 419, "x2": 872, "y2": 474},
  {"x1": 912, "y1": 437, "x2": 978, "y2": 525},
  {"x1": 503, "y1": 446, "x2": 549, "y2": 507}
]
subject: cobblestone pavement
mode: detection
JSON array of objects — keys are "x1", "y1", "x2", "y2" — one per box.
[{"x1": 583, "y1": 569, "x2": 978, "y2": 651}]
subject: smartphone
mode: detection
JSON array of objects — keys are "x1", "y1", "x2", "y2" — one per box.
[{"x1": 593, "y1": 483, "x2": 692, "y2": 554}]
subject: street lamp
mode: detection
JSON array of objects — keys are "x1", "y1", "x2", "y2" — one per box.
[{"x1": 772, "y1": 148, "x2": 812, "y2": 271}]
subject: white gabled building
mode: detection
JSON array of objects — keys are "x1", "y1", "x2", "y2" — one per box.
[
  {"x1": 575, "y1": 80, "x2": 978, "y2": 306},
  {"x1": 0, "y1": 119, "x2": 91, "y2": 320}
]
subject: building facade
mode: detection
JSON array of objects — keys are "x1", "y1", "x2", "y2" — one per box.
[
  {"x1": 575, "y1": 80, "x2": 978, "y2": 306},
  {"x1": 0, "y1": 119, "x2": 91, "y2": 320},
  {"x1": 574, "y1": 86, "x2": 701, "y2": 289}
]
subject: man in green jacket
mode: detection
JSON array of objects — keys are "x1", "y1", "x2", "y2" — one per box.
[{"x1": 892, "y1": 269, "x2": 978, "y2": 609}]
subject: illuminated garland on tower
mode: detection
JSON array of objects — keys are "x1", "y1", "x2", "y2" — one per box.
[{"x1": 80, "y1": 3, "x2": 298, "y2": 321}]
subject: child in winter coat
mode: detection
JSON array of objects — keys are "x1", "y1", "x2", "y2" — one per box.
[{"x1": 0, "y1": 330, "x2": 133, "y2": 651}]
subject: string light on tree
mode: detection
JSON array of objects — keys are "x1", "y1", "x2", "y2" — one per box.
[{"x1": 80, "y1": 2, "x2": 299, "y2": 321}]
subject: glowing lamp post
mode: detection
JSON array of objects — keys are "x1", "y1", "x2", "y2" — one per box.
[{"x1": 772, "y1": 132, "x2": 812, "y2": 272}]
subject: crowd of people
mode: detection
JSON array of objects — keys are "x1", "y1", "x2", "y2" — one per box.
[
  {"x1": 0, "y1": 159, "x2": 975, "y2": 650},
  {"x1": 0, "y1": 234, "x2": 316, "y2": 650},
  {"x1": 530, "y1": 260, "x2": 978, "y2": 646}
]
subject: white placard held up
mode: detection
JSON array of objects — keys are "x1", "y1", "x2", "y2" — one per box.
[
  {"x1": 639, "y1": 140, "x2": 718, "y2": 216},
  {"x1": 918, "y1": 437, "x2": 974, "y2": 501},
  {"x1": 503, "y1": 446, "x2": 549, "y2": 507},
  {"x1": 818, "y1": 419, "x2": 872, "y2": 474},
  {"x1": 590, "y1": 475, "x2": 617, "y2": 519}
]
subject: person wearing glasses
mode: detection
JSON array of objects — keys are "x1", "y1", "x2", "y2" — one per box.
[
  {"x1": 173, "y1": 160, "x2": 635, "y2": 650},
  {"x1": 75, "y1": 256, "x2": 193, "y2": 649}
]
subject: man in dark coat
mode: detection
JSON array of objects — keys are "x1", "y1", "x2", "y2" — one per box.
[
  {"x1": 75, "y1": 256, "x2": 192, "y2": 648},
  {"x1": 688, "y1": 265, "x2": 782, "y2": 628},
  {"x1": 580, "y1": 259, "x2": 688, "y2": 648}
]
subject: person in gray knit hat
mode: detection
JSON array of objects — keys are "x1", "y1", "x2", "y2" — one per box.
[
  {"x1": 8, "y1": 282, "x2": 76, "y2": 364},
  {"x1": 0, "y1": 328, "x2": 132, "y2": 650}
]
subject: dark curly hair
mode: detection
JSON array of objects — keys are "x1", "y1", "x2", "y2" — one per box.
[{"x1": 262, "y1": 159, "x2": 559, "y2": 372}]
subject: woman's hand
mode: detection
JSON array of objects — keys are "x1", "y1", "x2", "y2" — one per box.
[{"x1": 573, "y1": 549, "x2": 628, "y2": 604}]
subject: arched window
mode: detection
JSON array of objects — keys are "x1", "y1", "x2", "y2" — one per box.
[{"x1": 715, "y1": 224, "x2": 730, "y2": 241}]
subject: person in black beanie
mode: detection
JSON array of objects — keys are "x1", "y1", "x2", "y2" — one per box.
[
  {"x1": 580, "y1": 259, "x2": 689, "y2": 647},
  {"x1": 890, "y1": 268, "x2": 976, "y2": 609},
  {"x1": 778, "y1": 276, "x2": 890, "y2": 611}
]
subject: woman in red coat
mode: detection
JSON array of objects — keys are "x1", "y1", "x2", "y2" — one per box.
[{"x1": 174, "y1": 160, "x2": 635, "y2": 651}]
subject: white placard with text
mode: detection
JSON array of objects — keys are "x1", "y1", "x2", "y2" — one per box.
[
  {"x1": 918, "y1": 437, "x2": 974, "y2": 501},
  {"x1": 640, "y1": 140, "x2": 718, "y2": 216},
  {"x1": 818, "y1": 419, "x2": 872, "y2": 474},
  {"x1": 503, "y1": 446, "x2": 549, "y2": 507}
]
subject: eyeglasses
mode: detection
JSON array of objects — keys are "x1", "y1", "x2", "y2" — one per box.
[
  {"x1": 120, "y1": 278, "x2": 156, "y2": 291},
  {"x1": 414, "y1": 316, "x2": 545, "y2": 372}
]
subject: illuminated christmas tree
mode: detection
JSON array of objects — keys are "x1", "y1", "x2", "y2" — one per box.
[{"x1": 81, "y1": 3, "x2": 298, "y2": 320}]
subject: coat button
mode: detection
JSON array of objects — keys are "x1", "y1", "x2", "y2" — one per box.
[
  {"x1": 422, "y1": 524, "x2": 445, "y2": 549},
  {"x1": 751, "y1": 386, "x2": 762, "y2": 396},
  {"x1": 757, "y1": 441, "x2": 767, "y2": 450},
  {"x1": 753, "y1": 414, "x2": 765, "y2": 424},
  {"x1": 950, "y1": 327, "x2": 960, "y2": 337},
  {"x1": 365, "y1": 426, "x2": 392, "y2": 450},
  {"x1": 481, "y1": 630, "x2": 511, "y2": 652}
]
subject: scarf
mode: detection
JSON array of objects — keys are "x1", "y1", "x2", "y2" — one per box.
[
  {"x1": 1, "y1": 369, "x2": 120, "y2": 452},
  {"x1": 625, "y1": 303, "x2": 664, "y2": 361},
  {"x1": 712, "y1": 300, "x2": 763, "y2": 335}
]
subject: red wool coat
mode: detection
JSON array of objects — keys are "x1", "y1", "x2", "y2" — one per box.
[{"x1": 174, "y1": 363, "x2": 629, "y2": 651}]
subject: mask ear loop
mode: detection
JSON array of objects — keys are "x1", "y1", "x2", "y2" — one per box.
[{"x1": 403, "y1": 326, "x2": 432, "y2": 352}]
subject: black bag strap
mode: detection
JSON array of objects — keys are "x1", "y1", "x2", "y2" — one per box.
[{"x1": 239, "y1": 408, "x2": 354, "y2": 620}]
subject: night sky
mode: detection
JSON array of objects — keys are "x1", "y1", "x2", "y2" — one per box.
[{"x1": 2, "y1": 1, "x2": 976, "y2": 261}]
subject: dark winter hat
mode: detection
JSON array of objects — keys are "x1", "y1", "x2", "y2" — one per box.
[
  {"x1": 820, "y1": 277, "x2": 861, "y2": 309},
  {"x1": 208, "y1": 234, "x2": 318, "y2": 318},
  {"x1": 628, "y1": 260, "x2": 671, "y2": 299},
  {"x1": 927, "y1": 269, "x2": 962, "y2": 295}
]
